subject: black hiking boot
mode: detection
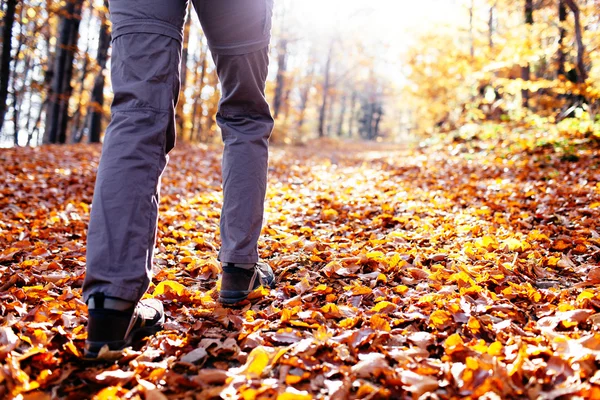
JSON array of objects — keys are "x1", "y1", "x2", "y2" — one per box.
[
  {"x1": 218, "y1": 262, "x2": 276, "y2": 305},
  {"x1": 84, "y1": 293, "x2": 165, "y2": 359}
]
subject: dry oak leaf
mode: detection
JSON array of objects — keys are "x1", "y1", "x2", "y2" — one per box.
[{"x1": 351, "y1": 353, "x2": 390, "y2": 378}]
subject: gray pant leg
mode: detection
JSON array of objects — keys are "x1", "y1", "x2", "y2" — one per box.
[
  {"x1": 194, "y1": 0, "x2": 274, "y2": 264},
  {"x1": 83, "y1": 0, "x2": 187, "y2": 303}
]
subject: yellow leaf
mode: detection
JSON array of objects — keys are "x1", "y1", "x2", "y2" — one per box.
[
  {"x1": 577, "y1": 290, "x2": 595, "y2": 302},
  {"x1": 393, "y1": 285, "x2": 408, "y2": 294},
  {"x1": 370, "y1": 314, "x2": 391, "y2": 331},
  {"x1": 558, "y1": 303, "x2": 575, "y2": 312},
  {"x1": 244, "y1": 347, "x2": 271, "y2": 378},
  {"x1": 277, "y1": 390, "x2": 313, "y2": 400},
  {"x1": 475, "y1": 235, "x2": 498, "y2": 250},
  {"x1": 388, "y1": 253, "x2": 401, "y2": 267},
  {"x1": 285, "y1": 374, "x2": 304, "y2": 385},
  {"x1": 338, "y1": 317, "x2": 357, "y2": 329},
  {"x1": 466, "y1": 356, "x2": 478, "y2": 370},
  {"x1": 546, "y1": 256, "x2": 561, "y2": 266},
  {"x1": 63, "y1": 341, "x2": 80, "y2": 357},
  {"x1": 153, "y1": 280, "x2": 186, "y2": 296},
  {"x1": 467, "y1": 317, "x2": 480, "y2": 333},
  {"x1": 313, "y1": 284, "x2": 332, "y2": 294},
  {"x1": 241, "y1": 389, "x2": 258, "y2": 400},
  {"x1": 503, "y1": 237, "x2": 528, "y2": 251},
  {"x1": 429, "y1": 309, "x2": 452, "y2": 329},
  {"x1": 300, "y1": 227, "x2": 313, "y2": 235},
  {"x1": 320, "y1": 303, "x2": 341, "y2": 317},
  {"x1": 371, "y1": 301, "x2": 396, "y2": 313},
  {"x1": 488, "y1": 341, "x2": 503, "y2": 356},
  {"x1": 366, "y1": 251, "x2": 385, "y2": 260},
  {"x1": 94, "y1": 386, "x2": 123, "y2": 400},
  {"x1": 247, "y1": 285, "x2": 271, "y2": 300},
  {"x1": 444, "y1": 333, "x2": 464, "y2": 354}
]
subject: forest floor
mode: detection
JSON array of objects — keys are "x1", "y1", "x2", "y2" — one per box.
[{"x1": 2, "y1": 123, "x2": 600, "y2": 399}]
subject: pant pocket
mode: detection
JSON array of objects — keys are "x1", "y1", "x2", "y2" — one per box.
[{"x1": 110, "y1": 31, "x2": 182, "y2": 112}]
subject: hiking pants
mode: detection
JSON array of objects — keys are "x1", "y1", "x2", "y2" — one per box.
[{"x1": 82, "y1": 0, "x2": 274, "y2": 303}]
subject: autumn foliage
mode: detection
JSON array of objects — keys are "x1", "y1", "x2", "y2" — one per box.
[{"x1": 1, "y1": 129, "x2": 600, "y2": 399}]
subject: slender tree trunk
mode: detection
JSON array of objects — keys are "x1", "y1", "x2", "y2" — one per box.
[
  {"x1": 521, "y1": 0, "x2": 533, "y2": 108},
  {"x1": 469, "y1": 0, "x2": 475, "y2": 58},
  {"x1": 564, "y1": 0, "x2": 588, "y2": 83},
  {"x1": 557, "y1": 0, "x2": 567, "y2": 77},
  {"x1": 9, "y1": 3, "x2": 24, "y2": 145},
  {"x1": 30, "y1": 98, "x2": 48, "y2": 146},
  {"x1": 337, "y1": 94, "x2": 347, "y2": 137},
  {"x1": 12, "y1": 81, "x2": 18, "y2": 145},
  {"x1": 273, "y1": 38, "x2": 288, "y2": 119},
  {"x1": 43, "y1": 0, "x2": 83, "y2": 144},
  {"x1": 373, "y1": 104, "x2": 383, "y2": 139},
  {"x1": 488, "y1": 3, "x2": 495, "y2": 50},
  {"x1": 348, "y1": 90, "x2": 357, "y2": 138},
  {"x1": 191, "y1": 46, "x2": 208, "y2": 142},
  {"x1": 88, "y1": 0, "x2": 110, "y2": 143},
  {"x1": 296, "y1": 66, "x2": 314, "y2": 132},
  {"x1": 326, "y1": 90, "x2": 337, "y2": 136},
  {"x1": 176, "y1": 7, "x2": 192, "y2": 136},
  {"x1": 71, "y1": 51, "x2": 90, "y2": 143},
  {"x1": 318, "y1": 43, "x2": 333, "y2": 138},
  {"x1": 0, "y1": 0, "x2": 17, "y2": 135}
]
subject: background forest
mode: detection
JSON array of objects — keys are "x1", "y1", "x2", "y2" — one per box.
[{"x1": 0, "y1": 0, "x2": 598, "y2": 147}]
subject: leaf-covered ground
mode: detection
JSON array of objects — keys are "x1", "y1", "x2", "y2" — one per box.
[{"x1": 2, "y1": 131, "x2": 600, "y2": 399}]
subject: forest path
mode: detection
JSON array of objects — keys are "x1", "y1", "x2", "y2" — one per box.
[{"x1": 1, "y1": 138, "x2": 600, "y2": 399}]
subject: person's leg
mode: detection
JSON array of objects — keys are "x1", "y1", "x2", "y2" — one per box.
[
  {"x1": 194, "y1": 0, "x2": 274, "y2": 265},
  {"x1": 193, "y1": 0, "x2": 275, "y2": 303},
  {"x1": 82, "y1": 0, "x2": 187, "y2": 356}
]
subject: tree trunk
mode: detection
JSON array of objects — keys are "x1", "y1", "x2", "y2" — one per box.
[
  {"x1": 372, "y1": 103, "x2": 383, "y2": 139},
  {"x1": 176, "y1": 7, "x2": 192, "y2": 136},
  {"x1": 521, "y1": 0, "x2": 533, "y2": 108},
  {"x1": 488, "y1": 3, "x2": 495, "y2": 50},
  {"x1": 469, "y1": 0, "x2": 475, "y2": 58},
  {"x1": 191, "y1": 46, "x2": 208, "y2": 142},
  {"x1": 273, "y1": 38, "x2": 288, "y2": 120},
  {"x1": 296, "y1": 65, "x2": 314, "y2": 132},
  {"x1": 326, "y1": 90, "x2": 337, "y2": 136},
  {"x1": 43, "y1": 0, "x2": 83, "y2": 144},
  {"x1": 71, "y1": 50, "x2": 90, "y2": 143},
  {"x1": 337, "y1": 94, "x2": 347, "y2": 137},
  {"x1": 88, "y1": 0, "x2": 110, "y2": 143},
  {"x1": 557, "y1": 0, "x2": 567, "y2": 77},
  {"x1": 348, "y1": 90, "x2": 357, "y2": 138},
  {"x1": 0, "y1": 0, "x2": 17, "y2": 135},
  {"x1": 318, "y1": 43, "x2": 333, "y2": 138},
  {"x1": 564, "y1": 0, "x2": 588, "y2": 83}
]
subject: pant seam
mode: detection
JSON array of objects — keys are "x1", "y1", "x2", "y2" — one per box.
[
  {"x1": 112, "y1": 107, "x2": 171, "y2": 114},
  {"x1": 112, "y1": 18, "x2": 184, "y2": 42}
]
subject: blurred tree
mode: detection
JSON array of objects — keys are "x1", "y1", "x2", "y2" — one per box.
[
  {"x1": 318, "y1": 41, "x2": 333, "y2": 138},
  {"x1": 87, "y1": 0, "x2": 110, "y2": 143},
  {"x1": 521, "y1": 0, "x2": 534, "y2": 108},
  {"x1": 43, "y1": 0, "x2": 83, "y2": 144},
  {"x1": 0, "y1": 0, "x2": 17, "y2": 136}
]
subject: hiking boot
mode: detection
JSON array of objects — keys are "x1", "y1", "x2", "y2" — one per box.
[
  {"x1": 84, "y1": 293, "x2": 165, "y2": 359},
  {"x1": 218, "y1": 262, "x2": 276, "y2": 305}
]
